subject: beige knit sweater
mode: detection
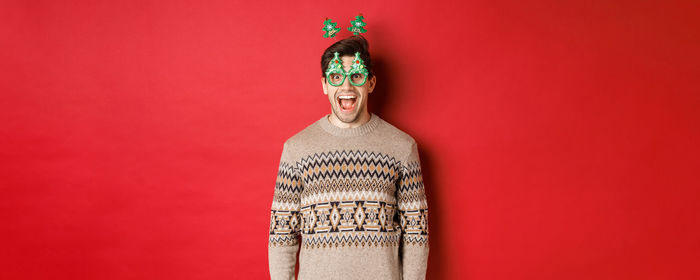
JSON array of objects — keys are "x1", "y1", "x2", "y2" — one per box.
[{"x1": 268, "y1": 113, "x2": 429, "y2": 280}]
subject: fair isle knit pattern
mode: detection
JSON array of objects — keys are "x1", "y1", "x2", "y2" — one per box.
[{"x1": 268, "y1": 113, "x2": 429, "y2": 280}]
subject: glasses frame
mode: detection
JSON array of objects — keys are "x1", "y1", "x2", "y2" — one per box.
[{"x1": 325, "y1": 52, "x2": 369, "y2": 87}]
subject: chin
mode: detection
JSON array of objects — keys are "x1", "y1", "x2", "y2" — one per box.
[{"x1": 333, "y1": 108, "x2": 359, "y2": 123}]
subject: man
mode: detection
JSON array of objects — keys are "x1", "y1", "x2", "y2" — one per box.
[{"x1": 268, "y1": 35, "x2": 429, "y2": 280}]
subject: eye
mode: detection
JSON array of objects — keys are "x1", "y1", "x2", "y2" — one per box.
[
  {"x1": 352, "y1": 74, "x2": 361, "y2": 79},
  {"x1": 329, "y1": 73, "x2": 342, "y2": 82}
]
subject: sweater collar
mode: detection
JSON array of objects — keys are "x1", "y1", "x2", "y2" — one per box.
[{"x1": 318, "y1": 112, "x2": 382, "y2": 137}]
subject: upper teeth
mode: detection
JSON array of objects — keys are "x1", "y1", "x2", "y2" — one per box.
[{"x1": 339, "y1": 96, "x2": 356, "y2": 99}]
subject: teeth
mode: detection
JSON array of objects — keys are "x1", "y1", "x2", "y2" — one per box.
[{"x1": 339, "y1": 96, "x2": 356, "y2": 99}]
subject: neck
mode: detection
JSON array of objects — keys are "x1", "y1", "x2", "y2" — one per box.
[{"x1": 328, "y1": 108, "x2": 371, "y2": 128}]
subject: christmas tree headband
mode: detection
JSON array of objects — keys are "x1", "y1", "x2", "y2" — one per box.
[
  {"x1": 322, "y1": 14, "x2": 367, "y2": 38},
  {"x1": 322, "y1": 14, "x2": 369, "y2": 87}
]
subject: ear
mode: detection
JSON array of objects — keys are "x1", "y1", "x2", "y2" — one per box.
[
  {"x1": 321, "y1": 76, "x2": 328, "y2": 95},
  {"x1": 368, "y1": 75, "x2": 377, "y2": 93}
]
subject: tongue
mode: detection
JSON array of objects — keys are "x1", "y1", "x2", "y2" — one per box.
[{"x1": 340, "y1": 99, "x2": 355, "y2": 109}]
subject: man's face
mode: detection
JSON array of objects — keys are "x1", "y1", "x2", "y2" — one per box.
[{"x1": 321, "y1": 55, "x2": 376, "y2": 124}]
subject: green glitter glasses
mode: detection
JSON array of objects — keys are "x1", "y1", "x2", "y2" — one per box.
[{"x1": 325, "y1": 51, "x2": 369, "y2": 87}]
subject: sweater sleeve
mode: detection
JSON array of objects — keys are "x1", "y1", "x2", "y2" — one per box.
[
  {"x1": 268, "y1": 141, "x2": 302, "y2": 280},
  {"x1": 397, "y1": 141, "x2": 430, "y2": 280}
]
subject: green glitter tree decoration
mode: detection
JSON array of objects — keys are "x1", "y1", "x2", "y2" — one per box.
[
  {"x1": 348, "y1": 14, "x2": 367, "y2": 36},
  {"x1": 322, "y1": 18, "x2": 341, "y2": 38}
]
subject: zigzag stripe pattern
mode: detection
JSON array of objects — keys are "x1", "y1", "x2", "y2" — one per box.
[
  {"x1": 402, "y1": 234, "x2": 429, "y2": 246},
  {"x1": 397, "y1": 161, "x2": 428, "y2": 211},
  {"x1": 302, "y1": 231, "x2": 401, "y2": 249},
  {"x1": 301, "y1": 189, "x2": 396, "y2": 206},
  {"x1": 269, "y1": 233, "x2": 299, "y2": 247},
  {"x1": 304, "y1": 177, "x2": 395, "y2": 197},
  {"x1": 298, "y1": 150, "x2": 400, "y2": 185},
  {"x1": 270, "y1": 161, "x2": 302, "y2": 210}
]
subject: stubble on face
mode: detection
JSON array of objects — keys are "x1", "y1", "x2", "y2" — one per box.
[{"x1": 330, "y1": 89, "x2": 362, "y2": 123}]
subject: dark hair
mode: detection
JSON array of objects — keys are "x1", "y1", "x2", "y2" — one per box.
[{"x1": 321, "y1": 35, "x2": 373, "y2": 79}]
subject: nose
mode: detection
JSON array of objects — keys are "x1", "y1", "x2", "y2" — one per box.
[{"x1": 340, "y1": 74, "x2": 354, "y2": 90}]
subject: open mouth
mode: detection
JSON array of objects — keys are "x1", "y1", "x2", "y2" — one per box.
[{"x1": 337, "y1": 95, "x2": 357, "y2": 112}]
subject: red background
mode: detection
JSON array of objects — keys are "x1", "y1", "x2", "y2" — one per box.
[{"x1": 1, "y1": 0, "x2": 699, "y2": 279}]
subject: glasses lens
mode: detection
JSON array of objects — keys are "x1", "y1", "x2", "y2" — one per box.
[
  {"x1": 327, "y1": 72, "x2": 345, "y2": 86},
  {"x1": 350, "y1": 73, "x2": 367, "y2": 86}
]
